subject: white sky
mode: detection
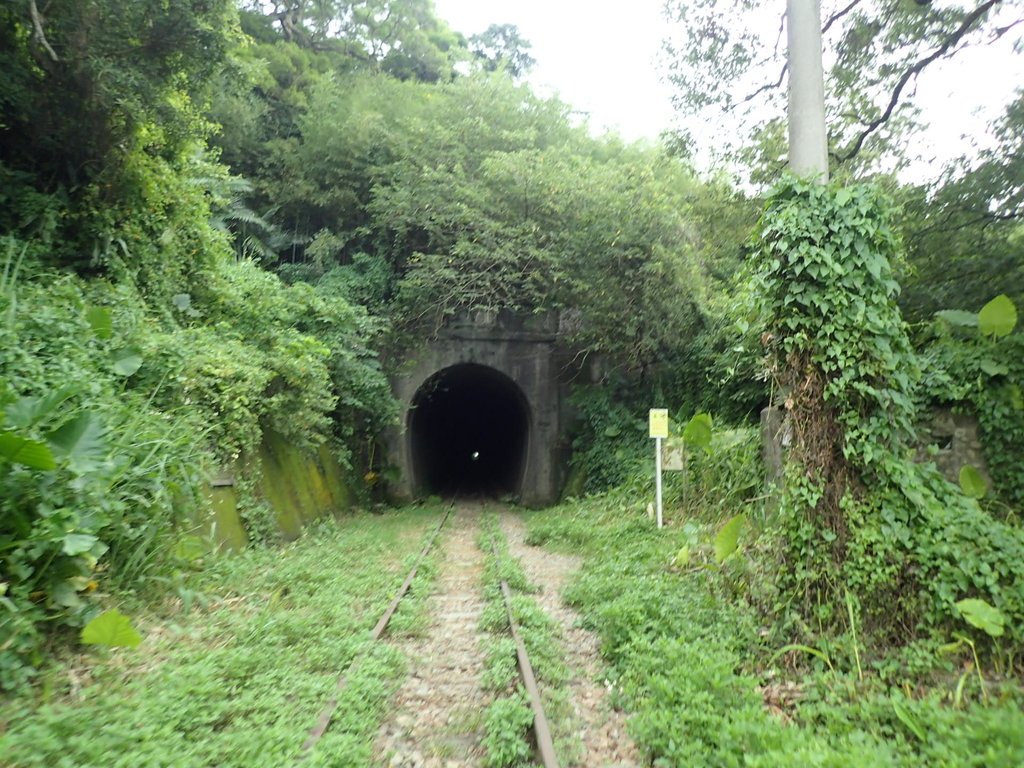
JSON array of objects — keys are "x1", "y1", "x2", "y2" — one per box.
[
  {"x1": 433, "y1": 0, "x2": 676, "y2": 141},
  {"x1": 433, "y1": 0, "x2": 1024, "y2": 183}
]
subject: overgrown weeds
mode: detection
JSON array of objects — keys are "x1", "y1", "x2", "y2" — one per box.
[
  {"x1": 748, "y1": 178, "x2": 1024, "y2": 649},
  {"x1": 0, "y1": 505, "x2": 444, "y2": 767},
  {"x1": 0, "y1": 239, "x2": 395, "y2": 688},
  {"x1": 526, "y1": 491, "x2": 1024, "y2": 767}
]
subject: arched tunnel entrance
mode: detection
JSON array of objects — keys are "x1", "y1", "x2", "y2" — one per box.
[{"x1": 408, "y1": 363, "x2": 530, "y2": 498}]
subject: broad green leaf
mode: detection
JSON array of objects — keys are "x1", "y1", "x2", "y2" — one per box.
[
  {"x1": 63, "y1": 533, "x2": 98, "y2": 556},
  {"x1": 47, "y1": 414, "x2": 107, "y2": 473},
  {"x1": 977, "y1": 294, "x2": 1017, "y2": 337},
  {"x1": 891, "y1": 696, "x2": 926, "y2": 742},
  {"x1": 5, "y1": 398, "x2": 40, "y2": 429},
  {"x1": 1009, "y1": 384, "x2": 1024, "y2": 411},
  {"x1": 85, "y1": 306, "x2": 113, "y2": 340},
  {"x1": 955, "y1": 598, "x2": 1006, "y2": 638},
  {"x1": 834, "y1": 188, "x2": 851, "y2": 206},
  {"x1": 683, "y1": 412, "x2": 713, "y2": 450},
  {"x1": 978, "y1": 359, "x2": 1007, "y2": 376},
  {"x1": 714, "y1": 513, "x2": 744, "y2": 564},
  {"x1": 603, "y1": 425, "x2": 622, "y2": 438},
  {"x1": 0, "y1": 430, "x2": 56, "y2": 470},
  {"x1": 958, "y1": 465, "x2": 987, "y2": 499},
  {"x1": 52, "y1": 580, "x2": 84, "y2": 609},
  {"x1": 111, "y1": 347, "x2": 143, "y2": 377},
  {"x1": 81, "y1": 609, "x2": 142, "y2": 648},
  {"x1": 934, "y1": 310, "x2": 978, "y2": 328},
  {"x1": 4, "y1": 385, "x2": 80, "y2": 429},
  {"x1": 172, "y1": 293, "x2": 192, "y2": 311}
]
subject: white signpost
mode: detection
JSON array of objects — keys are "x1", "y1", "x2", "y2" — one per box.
[{"x1": 649, "y1": 409, "x2": 668, "y2": 529}]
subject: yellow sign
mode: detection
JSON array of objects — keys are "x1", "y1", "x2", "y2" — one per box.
[{"x1": 649, "y1": 409, "x2": 669, "y2": 439}]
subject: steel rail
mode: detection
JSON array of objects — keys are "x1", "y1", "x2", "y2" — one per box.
[
  {"x1": 297, "y1": 500, "x2": 455, "y2": 759},
  {"x1": 491, "y1": 538, "x2": 561, "y2": 768}
]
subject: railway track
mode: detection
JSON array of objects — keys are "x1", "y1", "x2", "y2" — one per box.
[
  {"x1": 298, "y1": 499, "x2": 562, "y2": 767},
  {"x1": 488, "y1": 535, "x2": 561, "y2": 768}
]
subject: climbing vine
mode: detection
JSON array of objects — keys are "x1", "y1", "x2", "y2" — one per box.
[
  {"x1": 752, "y1": 179, "x2": 917, "y2": 543},
  {"x1": 750, "y1": 178, "x2": 1024, "y2": 645}
]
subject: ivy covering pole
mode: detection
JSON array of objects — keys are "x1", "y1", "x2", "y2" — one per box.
[{"x1": 787, "y1": 0, "x2": 829, "y2": 181}]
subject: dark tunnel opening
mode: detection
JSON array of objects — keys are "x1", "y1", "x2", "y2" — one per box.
[{"x1": 409, "y1": 364, "x2": 530, "y2": 498}]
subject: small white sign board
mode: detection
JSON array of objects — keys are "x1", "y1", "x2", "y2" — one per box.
[{"x1": 662, "y1": 438, "x2": 686, "y2": 471}]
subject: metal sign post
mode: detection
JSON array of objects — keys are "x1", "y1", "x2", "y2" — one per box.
[{"x1": 649, "y1": 409, "x2": 668, "y2": 529}]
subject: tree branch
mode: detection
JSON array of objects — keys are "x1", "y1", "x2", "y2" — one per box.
[
  {"x1": 822, "y1": 0, "x2": 866, "y2": 34},
  {"x1": 29, "y1": 0, "x2": 59, "y2": 61},
  {"x1": 773, "y1": 9, "x2": 788, "y2": 58},
  {"x1": 743, "y1": 63, "x2": 788, "y2": 103},
  {"x1": 992, "y1": 16, "x2": 1024, "y2": 38},
  {"x1": 836, "y1": 0, "x2": 1004, "y2": 164},
  {"x1": 911, "y1": 208, "x2": 1021, "y2": 240}
]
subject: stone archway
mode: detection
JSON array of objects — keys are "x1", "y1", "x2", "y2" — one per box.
[{"x1": 385, "y1": 311, "x2": 564, "y2": 507}]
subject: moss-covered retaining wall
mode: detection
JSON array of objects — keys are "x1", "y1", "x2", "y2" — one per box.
[{"x1": 201, "y1": 433, "x2": 354, "y2": 550}]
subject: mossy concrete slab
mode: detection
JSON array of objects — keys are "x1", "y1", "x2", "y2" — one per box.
[
  {"x1": 204, "y1": 485, "x2": 248, "y2": 551},
  {"x1": 257, "y1": 432, "x2": 354, "y2": 540},
  {"x1": 204, "y1": 433, "x2": 355, "y2": 544}
]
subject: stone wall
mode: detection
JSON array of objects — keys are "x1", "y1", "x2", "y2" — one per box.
[
  {"x1": 915, "y1": 408, "x2": 991, "y2": 486},
  {"x1": 200, "y1": 431, "x2": 354, "y2": 550},
  {"x1": 758, "y1": 405, "x2": 990, "y2": 487}
]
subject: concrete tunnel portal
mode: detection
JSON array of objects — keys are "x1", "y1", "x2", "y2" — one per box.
[
  {"x1": 408, "y1": 363, "x2": 530, "y2": 497},
  {"x1": 386, "y1": 310, "x2": 563, "y2": 507}
]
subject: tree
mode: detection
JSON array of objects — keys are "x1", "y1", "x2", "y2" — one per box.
[
  {"x1": 469, "y1": 23, "x2": 536, "y2": 79},
  {"x1": 0, "y1": 0, "x2": 235, "y2": 192},
  {"x1": 0, "y1": 0, "x2": 237, "y2": 281},
  {"x1": 242, "y1": 0, "x2": 465, "y2": 82},
  {"x1": 897, "y1": 89, "x2": 1024, "y2": 320},
  {"x1": 662, "y1": 0, "x2": 1024, "y2": 174}
]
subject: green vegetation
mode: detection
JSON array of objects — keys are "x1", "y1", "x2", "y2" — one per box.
[
  {"x1": 0, "y1": 505, "x2": 444, "y2": 767},
  {"x1": 747, "y1": 179, "x2": 1023, "y2": 644},
  {"x1": 510, "y1": 171, "x2": 1024, "y2": 762},
  {"x1": 1, "y1": 1, "x2": 395, "y2": 686},
  {"x1": 920, "y1": 297, "x2": 1024, "y2": 509},
  {"x1": 0, "y1": 235, "x2": 392, "y2": 686},
  {"x1": 664, "y1": 2, "x2": 1024, "y2": 319},
  {"x1": 0, "y1": 0, "x2": 757, "y2": 687},
  {"x1": 527, "y1": 489, "x2": 1024, "y2": 767},
  {"x1": 2, "y1": 0, "x2": 1023, "y2": 763}
]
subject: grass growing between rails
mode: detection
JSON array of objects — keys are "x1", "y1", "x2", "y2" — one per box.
[
  {"x1": 0, "y1": 503, "x2": 446, "y2": 768},
  {"x1": 477, "y1": 513, "x2": 573, "y2": 768},
  {"x1": 525, "y1": 492, "x2": 1024, "y2": 768}
]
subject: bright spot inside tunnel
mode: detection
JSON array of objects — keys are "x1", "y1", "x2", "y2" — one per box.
[{"x1": 409, "y1": 364, "x2": 529, "y2": 498}]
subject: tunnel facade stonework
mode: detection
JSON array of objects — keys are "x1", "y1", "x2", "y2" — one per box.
[{"x1": 385, "y1": 311, "x2": 563, "y2": 507}]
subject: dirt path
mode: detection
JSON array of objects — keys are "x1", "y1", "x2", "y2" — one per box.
[
  {"x1": 374, "y1": 503, "x2": 489, "y2": 767},
  {"x1": 501, "y1": 513, "x2": 640, "y2": 768}
]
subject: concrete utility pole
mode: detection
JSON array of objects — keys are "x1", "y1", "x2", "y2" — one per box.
[{"x1": 787, "y1": 0, "x2": 829, "y2": 182}]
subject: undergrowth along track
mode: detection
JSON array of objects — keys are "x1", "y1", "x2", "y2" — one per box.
[
  {"x1": 479, "y1": 506, "x2": 568, "y2": 768},
  {"x1": 298, "y1": 500, "x2": 455, "y2": 760},
  {"x1": 301, "y1": 498, "x2": 564, "y2": 767}
]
